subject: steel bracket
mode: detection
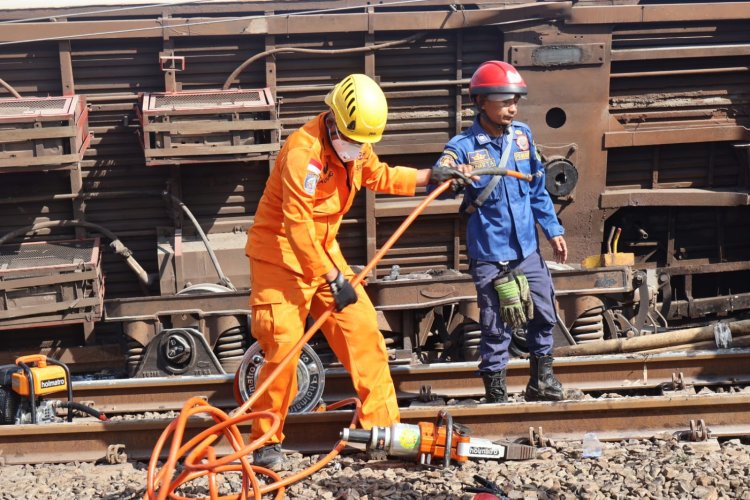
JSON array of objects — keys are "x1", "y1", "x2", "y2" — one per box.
[
  {"x1": 688, "y1": 419, "x2": 710, "y2": 442},
  {"x1": 410, "y1": 384, "x2": 446, "y2": 407},
  {"x1": 661, "y1": 371, "x2": 695, "y2": 395},
  {"x1": 528, "y1": 426, "x2": 553, "y2": 448},
  {"x1": 159, "y1": 55, "x2": 186, "y2": 72}
]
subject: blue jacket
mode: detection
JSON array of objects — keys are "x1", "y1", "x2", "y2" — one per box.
[{"x1": 430, "y1": 118, "x2": 564, "y2": 262}]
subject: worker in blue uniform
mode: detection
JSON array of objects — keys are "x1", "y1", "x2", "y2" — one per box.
[{"x1": 430, "y1": 60, "x2": 568, "y2": 403}]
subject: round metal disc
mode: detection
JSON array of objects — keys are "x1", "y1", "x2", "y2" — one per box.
[
  {"x1": 236, "y1": 342, "x2": 325, "y2": 413},
  {"x1": 545, "y1": 158, "x2": 578, "y2": 197}
]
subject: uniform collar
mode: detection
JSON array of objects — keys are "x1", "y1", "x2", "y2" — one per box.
[{"x1": 469, "y1": 117, "x2": 512, "y2": 146}]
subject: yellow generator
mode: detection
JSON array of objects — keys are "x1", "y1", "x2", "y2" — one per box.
[{"x1": 0, "y1": 355, "x2": 106, "y2": 425}]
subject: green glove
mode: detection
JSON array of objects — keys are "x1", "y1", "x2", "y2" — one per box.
[
  {"x1": 513, "y1": 271, "x2": 534, "y2": 321},
  {"x1": 493, "y1": 273, "x2": 527, "y2": 329}
]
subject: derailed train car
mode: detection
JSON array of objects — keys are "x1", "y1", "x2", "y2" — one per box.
[{"x1": 0, "y1": 0, "x2": 748, "y2": 377}]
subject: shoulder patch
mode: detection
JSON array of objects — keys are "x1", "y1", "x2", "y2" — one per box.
[
  {"x1": 303, "y1": 158, "x2": 322, "y2": 194},
  {"x1": 439, "y1": 150, "x2": 459, "y2": 167},
  {"x1": 303, "y1": 172, "x2": 319, "y2": 195}
]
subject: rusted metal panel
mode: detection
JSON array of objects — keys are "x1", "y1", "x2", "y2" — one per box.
[
  {"x1": 552, "y1": 267, "x2": 632, "y2": 296},
  {"x1": 0, "y1": 1, "x2": 746, "y2": 328},
  {"x1": 510, "y1": 42, "x2": 605, "y2": 68},
  {"x1": 570, "y1": 3, "x2": 750, "y2": 25},
  {"x1": 0, "y1": 4, "x2": 572, "y2": 42},
  {"x1": 600, "y1": 189, "x2": 750, "y2": 209},
  {"x1": 505, "y1": 24, "x2": 612, "y2": 264},
  {"x1": 244, "y1": 3, "x2": 572, "y2": 35}
]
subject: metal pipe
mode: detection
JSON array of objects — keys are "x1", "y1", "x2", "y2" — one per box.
[
  {"x1": 0, "y1": 219, "x2": 153, "y2": 289},
  {"x1": 555, "y1": 319, "x2": 750, "y2": 357},
  {"x1": 612, "y1": 66, "x2": 750, "y2": 79},
  {"x1": 0, "y1": 78, "x2": 21, "y2": 98},
  {"x1": 223, "y1": 31, "x2": 428, "y2": 90},
  {"x1": 163, "y1": 192, "x2": 236, "y2": 292},
  {"x1": 277, "y1": 79, "x2": 472, "y2": 92},
  {"x1": 0, "y1": 190, "x2": 156, "y2": 206}
]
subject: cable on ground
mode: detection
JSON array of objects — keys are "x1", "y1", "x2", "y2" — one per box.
[{"x1": 144, "y1": 168, "x2": 529, "y2": 499}]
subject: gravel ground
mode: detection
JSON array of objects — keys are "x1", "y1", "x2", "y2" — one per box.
[{"x1": 2, "y1": 435, "x2": 750, "y2": 499}]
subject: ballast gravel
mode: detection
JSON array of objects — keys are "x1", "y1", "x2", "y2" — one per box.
[{"x1": 1, "y1": 435, "x2": 750, "y2": 499}]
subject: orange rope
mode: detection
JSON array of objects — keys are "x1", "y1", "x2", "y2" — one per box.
[
  {"x1": 144, "y1": 181, "x2": 453, "y2": 500},
  {"x1": 143, "y1": 167, "x2": 532, "y2": 498}
]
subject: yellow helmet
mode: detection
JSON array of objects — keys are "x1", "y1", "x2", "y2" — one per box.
[{"x1": 324, "y1": 74, "x2": 387, "y2": 143}]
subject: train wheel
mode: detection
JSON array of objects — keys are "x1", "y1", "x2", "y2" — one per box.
[{"x1": 234, "y1": 342, "x2": 325, "y2": 413}]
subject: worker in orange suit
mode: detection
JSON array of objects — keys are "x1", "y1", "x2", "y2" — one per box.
[{"x1": 246, "y1": 73, "x2": 469, "y2": 470}]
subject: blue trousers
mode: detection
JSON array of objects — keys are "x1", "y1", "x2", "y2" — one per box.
[{"x1": 471, "y1": 249, "x2": 557, "y2": 373}]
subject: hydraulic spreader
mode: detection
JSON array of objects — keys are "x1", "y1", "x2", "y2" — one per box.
[
  {"x1": 0, "y1": 354, "x2": 107, "y2": 425},
  {"x1": 341, "y1": 410, "x2": 535, "y2": 467}
]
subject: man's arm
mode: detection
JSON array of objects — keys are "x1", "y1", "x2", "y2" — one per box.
[
  {"x1": 416, "y1": 164, "x2": 474, "y2": 187},
  {"x1": 527, "y1": 136, "x2": 567, "y2": 263}
]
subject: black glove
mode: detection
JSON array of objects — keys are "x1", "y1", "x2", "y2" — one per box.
[
  {"x1": 328, "y1": 271, "x2": 358, "y2": 312},
  {"x1": 430, "y1": 165, "x2": 470, "y2": 192}
]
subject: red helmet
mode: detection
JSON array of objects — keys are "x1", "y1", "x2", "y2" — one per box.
[{"x1": 469, "y1": 60, "x2": 527, "y2": 99}]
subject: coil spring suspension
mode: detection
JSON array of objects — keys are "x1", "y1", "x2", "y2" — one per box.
[
  {"x1": 126, "y1": 339, "x2": 145, "y2": 377},
  {"x1": 461, "y1": 325, "x2": 482, "y2": 361},
  {"x1": 569, "y1": 306, "x2": 605, "y2": 344},
  {"x1": 213, "y1": 325, "x2": 250, "y2": 370}
]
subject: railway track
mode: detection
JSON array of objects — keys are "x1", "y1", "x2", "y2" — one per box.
[
  {"x1": 70, "y1": 348, "x2": 750, "y2": 414},
  {"x1": 1, "y1": 349, "x2": 750, "y2": 465},
  {"x1": 2, "y1": 391, "x2": 749, "y2": 465}
]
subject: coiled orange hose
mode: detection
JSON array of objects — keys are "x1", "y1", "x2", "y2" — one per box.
[{"x1": 144, "y1": 169, "x2": 529, "y2": 499}]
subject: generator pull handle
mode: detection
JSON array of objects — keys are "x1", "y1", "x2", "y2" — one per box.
[{"x1": 15, "y1": 354, "x2": 47, "y2": 367}]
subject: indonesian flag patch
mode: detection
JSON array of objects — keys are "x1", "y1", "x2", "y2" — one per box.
[{"x1": 303, "y1": 158, "x2": 322, "y2": 195}]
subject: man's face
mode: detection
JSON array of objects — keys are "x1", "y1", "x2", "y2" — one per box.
[{"x1": 480, "y1": 94, "x2": 520, "y2": 126}]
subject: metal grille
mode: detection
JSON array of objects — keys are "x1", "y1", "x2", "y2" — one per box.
[
  {"x1": 151, "y1": 91, "x2": 266, "y2": 110},
  {"x1": 0, "y1": 241, "x2": 95, "y2": 270},
  {"x1": 0, "y1": 98, "x2": 69, "y2": 116}
]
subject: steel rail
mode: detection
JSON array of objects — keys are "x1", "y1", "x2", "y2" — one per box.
[
  {"x1": 70, "y1": 349, "x2": 750, "y2": 413},
  {"x1": 3, "y1": 391, "x2": 750, "y2": 465}
]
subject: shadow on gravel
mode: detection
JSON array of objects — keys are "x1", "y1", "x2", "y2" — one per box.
[{"x1": 100, "y1": 488, "x2": 145, "y2": 500}]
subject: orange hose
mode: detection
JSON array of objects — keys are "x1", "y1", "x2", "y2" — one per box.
[{"x1": 143, "y1": 178, "x2": 482, "y2": 499}]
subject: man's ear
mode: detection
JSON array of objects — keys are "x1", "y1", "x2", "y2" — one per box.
[{"x1": 474, "y1": 95, "x2": 486, "y2": 111}]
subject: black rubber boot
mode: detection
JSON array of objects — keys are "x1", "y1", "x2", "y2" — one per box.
[
  {"x1": 482, "y1": 369, "x2": 508, "y2": 403},
  {"x1": 525, "y1": 355, "x2": 564, "y2": 401},
  {"x1": 253, "y1": 443, "x2": 284, "y2": 471}
]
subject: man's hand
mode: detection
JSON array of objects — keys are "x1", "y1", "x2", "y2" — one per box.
[
  {"x1": 327, "y1": 270, "x2": 358, "y2": 311},
  {"x1": 549, "y1": 235, "x2": 568, "y2": 264},
  {"x1": 430, "y1": 165, "x2": 472, "y2": 192}
]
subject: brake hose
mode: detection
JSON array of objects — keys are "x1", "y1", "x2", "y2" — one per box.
[{"x1": 144, "y1": 167, "x2": 531, "y2": 500}]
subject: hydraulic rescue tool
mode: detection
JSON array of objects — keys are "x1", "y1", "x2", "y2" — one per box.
[
  {"x1": 0, "y1": 354, "x2": 107, "y2": 425},
  {"x1": 340, "y1": 410, "x2": 535, "y2": 467}
]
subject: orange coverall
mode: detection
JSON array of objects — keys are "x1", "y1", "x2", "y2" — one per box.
[{"x1": 246, "y1": 112, "x2": 417, "y2": 444}]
